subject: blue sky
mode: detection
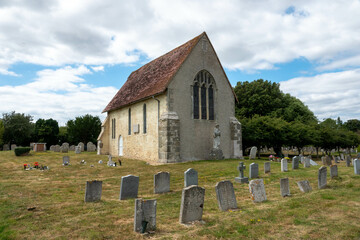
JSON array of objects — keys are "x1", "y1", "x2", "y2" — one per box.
[{"x1": 0, "y1": 0, "x2": 360, "y2": 125}]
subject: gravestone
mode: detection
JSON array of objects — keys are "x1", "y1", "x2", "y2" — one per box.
[
  {"x1": 69, "y1": 145, "x2": 75, "y2": 151},
  {"x1": 330, "y1": 165, "x2": 338, "y2": 178},
  {"x1": 215, "y1": 181, "x2": 237, "y2": 211},
  {"x1": 54, "y1": 145, "x2": 60, "y2": 152},
  {"x1": 335, "y1": 156, "x2": 340, "y2": 163},
  {"x1": 325, "y1": 156, "x2": 332, "y2": 166},
  {"x1": 63, "y1": 156, "x2": 70, "y2": 165},
  {"x1": 280, "y1": 178, "x2": 291, "y2": 197},
  {"x1": 78, "y1": 142, "x2": 84, "y2": 152},
  {"x1": 249, "y1": 163, "x2": 259, "y2": 178},
  {"x1": 321, "y1": 156, "x2": 326, "y2": 165},
  {"x1": 249, "y1": 179, "x2": 267, "y2": 203},
  {"x1": 119, "y1": 175, "x2": 139, "y2": 200},
  {"x1": 3, "y1": 144, "x2": 9, "y2": 151},
  {"x1": 84, "y1": 180, "x2": 102, "y2": 202},
  {"x1": 354, "y1": 159, "x2": 360, "y2": 175},
  {"x1": 87, "y1": 142, "x2": 96, "y2": 152},
  {"x1": 184, "y1": 168, "x2": 198, "y2": 187},
  {"x1": 264, "y1": 162, "x2": 271, "y2": 174},
  {"x1": 134, "y1": 199, "x2": 157, "y2": 233},
  {"x1": 154, "y1": 172, "x2": 170, "y2": 194},
  {"x1": 281, "y1": 158, "x2": 288, "y2": 172},
  {"x1": 235, "y1": 162, "x2": 248, "y2": 183},
  {"x1": 318, "y1": 166, "x2": 327, "y2": 189},
  {"x1": 346, "y1": 155, "x2": 351, "y2": 167},
  {"x1": 49, "y1": 145, "x2": 55, "y2": 151},
  {"x1": 340, "y1": 153, "x2": 344, "y2": 160},
  {"x1": 179, "y1": 185, "x2": 205, "y2": 224},
  {"x1": 297, "y1": 180, "x2": 312, "y2": 193},
  {"x1": 304, "y1": 157, "x2": 310, "y2": 168},
  {"x1": 107, "y1": 155, "x2": 116, "y2": 167},
  {"x1": 249, "y1": 146, "x2": 257, "y2": 160},
  {"x1": 310, "y1": 159, "x2": 318, "y2": 166},
  {"x1": 75, "y1": 146, "x2": 81, "y2": 154},
  {"x1": 60, "y1": 146, "x2": 68, "y2": 153},
  {"x1": 11, "y1": 144, "x2": 17, "y2": 150},
  {"x1": 292, "y1": 156, "x2": 300, "y2": 169}
]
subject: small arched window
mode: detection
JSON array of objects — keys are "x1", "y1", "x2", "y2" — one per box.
[
  {"x1": 192, "y1": 70, "x2": 216, "y2": 120},
  {"x1": 143, "y1": 104, "x2": 147, "y2": 133},
  {"x1": 128, "y1": 108, "x2": 131, "y2": 135}
]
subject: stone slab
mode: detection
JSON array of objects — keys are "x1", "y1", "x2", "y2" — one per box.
[
  {"x1": 318, "y1": 166, "x2": 327, "y2": 189},
  {"x1": 84, "y1": 180, "x2": 102, "y2": 202},
  {"x1": 264, "y1": 162, "x2": 271, "y2": 174},
  {"x1": 184, "y1": 168, "x2": 198, "y2": 187},
  {"x1": 215, "y1": 180, "x2": 237, "y2": 211},
  {"x1": 330, "y1": 165, "x2": 338, "y2": 178},
  {"x1": 119, "y1": 175, "x2": 139, "y2": 200},
  {"x1": 281, "y1": 159, "x2": 288, "y2": 172},
  {"x1": 249, "y1": 179, "x2": 267, "y2": 203},
  {"x1": 280, "y1": 178, "x2": 291, "y2": 197},
  {"x1": 297, "y1": 180, "x2": 312, "y2": 193},
  {"x1": 179, "y1": 185, "x2": 205, "y2": 224},
  {"x1": 134, "y1": 199, "x2": 157, "y2": 233},
  {"x1": 249, "y1": 163, "x2": 259, "y2": 179},
  {"x1": 154, "y1": 172, "x2": 170, "y2": 194}
]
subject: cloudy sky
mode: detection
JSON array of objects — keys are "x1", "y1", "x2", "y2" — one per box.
[{"x1": 0, "y1": 0, "x2": 359, "y2": 125}]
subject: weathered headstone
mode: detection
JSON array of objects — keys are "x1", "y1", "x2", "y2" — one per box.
[
  {"x1": 54, "y1": 145, "x2": 60, "y2": 152},
  {"x1": 280, "y1": 178, "x2": 291, "y2": 197},
  {"x1": 330, "y1": 165, "x2": 338, "y2": 178},
  {"x1": 119, "y1": 175, "x2": 139, "y2": 200},
  {"x1": 346, "y1": 155, "x2": 351, "y2": 167},
  {"x1": 215, "y1": 181, "x2": 237, "y2": 211},
  {"x1": 235, "y1": 162, "x2": 248, "y2": 183},
  {"x1": 318, "y1": 166, "x2": 327, "y2": 189},
  {"x1": 249, "y1": 163, "x2": 259, "y2": 178},
  {"x1": 304, "y1": 157, "x2": 310, "y2": 168},
  {"x1": 179, "y1": 185, "x2": 205, "y2": 224},
  {"x1": 11, "y1": 144, "x2": 17, "y2": 151},
  {"x1": 281, "y1": 158, "x2": 288, "y2": 172},
  {"x1": 310, "y1": 159, "x2": 318, "y2": 166},
  {"x1": 334, "y1": 156, "x2": 340, "y2": 163},
  {"x1": 75, "y1": 146, "x2": 81, "y2": 154},
  {"x1": 49, "y1": 145, "x2": 55, "y2": 151},
  {"x1": 249, "y1": 146, "x2": 257, "y2": 160},
  {"x1": 297, "y1": 180, "x2": 312, "y2": 193},
  {"x1": 325, "y1": 156, "x2": 332, "y2": 166},
  {"x1": 84, "y1": 180, "x2": 102, "y2": 202},
  {"x1": 63, "y1": 156, "x2": 70, "y2": 165},
  {"x1": 69, "y1": 145, "x2": 75, "y2": 151},
  {"x1": 87, "y1": 142, "x2": 97, "y2": 152},
  {"x1": 154, "y1": 172, "x2": 170, "y2": 194},
  {"x1": 292, "y1": 156, "x2": 300, "y2": 169},
  {"x1": 264, "y1": 162, "x2": 271, "y2": 174},
  {"x1": 60, "y1": 146, "x2": 68, "y2": 153},
  {"x1": 354, "y1": 159, "x2": 360, "y2": 175},
  {"x1": 78, "y1": 142, "x2": 84, "y2": 152},
  {"x1": 321, "y1": 156, "x2": 326, "y2": 165},
  {"x1": 249, "y1": 179, "x2": 267, "y2": 203},
  {"x1": 3, "y1": 144, "x2": 9, "y2": 151},
  {"x1": 340, "y1": 153, "x2": 344, "y2": 160},
  {"x1": 134, "y1": 199, "x2": 157, "y2": 233},
  {"x1": 184, "y1": 168, "x2": 198, "y2": 187}
]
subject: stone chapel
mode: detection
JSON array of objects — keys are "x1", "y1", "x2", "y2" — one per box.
[{"x1": 97, "y1": 32, "x2": 243, "y2": 164}]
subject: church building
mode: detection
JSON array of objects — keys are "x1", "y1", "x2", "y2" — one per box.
[{"x1": 97, "y1": 32, "x2": 243, "y2": 164}]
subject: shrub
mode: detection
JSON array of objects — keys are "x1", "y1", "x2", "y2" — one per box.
[{"x1": 14, "y1": 147, "x2": 31, "y2": 156}]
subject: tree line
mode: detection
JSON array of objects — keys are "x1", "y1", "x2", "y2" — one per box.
[
  {"x1": 0, "y1": 112, "x2": 101, "y2": 147},
  {"x1": 235, "y1": 79, "x2": 360, "y2": 157}
]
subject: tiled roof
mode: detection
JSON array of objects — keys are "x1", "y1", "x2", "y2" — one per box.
[{"x1": 102, "y1": 33, "x2": 204, "y2": 113}]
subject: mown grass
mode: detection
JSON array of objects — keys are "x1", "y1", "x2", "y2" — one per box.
[{"x1": 0, "y1": 151, "x2": 360, "y2": 239}]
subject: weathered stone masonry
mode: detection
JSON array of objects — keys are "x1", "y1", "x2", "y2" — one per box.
[{"x1": 158, "y1": 112, "x2": 180, "y2": 163}]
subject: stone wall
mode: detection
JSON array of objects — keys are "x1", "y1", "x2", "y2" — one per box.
[{"x1": 158, "y1": 112, "x2": 180, "y2": 163}]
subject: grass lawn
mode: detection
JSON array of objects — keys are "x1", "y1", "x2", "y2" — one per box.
[{"x1": 0, "y1": 151, "x2": 360, "y2": 239}]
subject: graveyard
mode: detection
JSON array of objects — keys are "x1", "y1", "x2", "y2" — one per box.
[{"x1": 1, "y1": 150, "x2": 360, "y2": 239}]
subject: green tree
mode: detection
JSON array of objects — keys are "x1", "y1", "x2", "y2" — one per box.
[
  {"x1": 66, "y1": 114, "x2": 101, "y2": 145},
  {"x1": 287, "y1": 121, "x2": 316, "y2": 155},
  {"x1": 34, "y1": 118, "x2": 59, "y2": 146},
  {"x1": 2, "y1": 111, "x2": 34, "y2": 146},
  {"x1": 344, "y1": 119, "x2": 360, "y2": 133},
  {"x1": 0, "y1": 119, "x2": 4, "y2": 146},
  {"x1": 58, "y1": 126, "x2": 68, "y2": 144}
]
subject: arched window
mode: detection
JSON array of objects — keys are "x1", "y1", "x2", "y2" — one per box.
[
  {"x1": 192, "y1": 70, "x2": 216, "y2": 120},
  {"x1": 143, "y1": 104, "x2": 147, "y2": 133},
  {"x1": 128, "y1": 108, "x2": 131, "y2": 135}
]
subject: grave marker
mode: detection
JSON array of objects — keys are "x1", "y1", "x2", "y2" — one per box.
[
  {"x1": 134, "y1": 199, "x2": 157, "y2": 233},
  {"x1": 330, "y1": 165, "x2": 338, "y2": 178},
  {"x1": 281, "y1": 158, "x2": 288, "y2": 172},
  {"x1": 249, "y1": 179, "x2": 267, "y2": 203},
  {"x1": 264, "y1": 162, "x2": 271, "y2": 174},
  {"x1": 249, "y1": 146, "x2": 257, "y2": 160},
  {"x1": 292, "y1": 156, "x2": 300, "y2": 169},
  {"x1": 304, "y1": 157, "x2": 310, "y2": 168},
  {"x1": 249, "y1": 163, "x2": 259, "y2": 178},
  {"x1": 318, "y1": 166, "x2": 327, "y2": 189},
  {"x1": 346, "y1": 155, "x2": 351, "y2": 167},
  {"x1": 235, "y1": 162, "x2": 248, "y2": 183},
  {"x1": 297, "y1": 180, "x2": 312, "y2": 193},
  {"x1": 354, "y1": 159, "x2": 360, "y2": 175},
  {"x1": 119, "y1": 175, "x2": 139, "y2": 200},
  {"x1": 154, "y1": 172, "x2": 170, "y2": 194},
  {"x1": 84, "y1": 180, "x2": 102, "y2": 202},
  {"x1": 184, "y1": 168, "x2": 198, "y2": 187},
  {"x1": 215, "y1": 181, "x2": 237, "y2": 211},
  {"x1": 62, "y1": 156, "x2": 70, "y2": 165},
  {"x1": 280, "y1": 178, "x2": 291, "y2": 197},
  {"x1": 179, "y1": 185, "x2": 205, "y2": 224}
]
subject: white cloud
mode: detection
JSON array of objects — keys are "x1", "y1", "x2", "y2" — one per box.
[
  {"x1": 0, "y1": 65, "x2": 118, "y2": 125},
  {"x1": 91, "y1": 66, "x2": 104, "y2": 72},
  {"x1": 1, "y1": 0, "x2": 360, "y2": 74},
  {"x1": 280, "y1": 69, "x2": 360, "y2": 121}
]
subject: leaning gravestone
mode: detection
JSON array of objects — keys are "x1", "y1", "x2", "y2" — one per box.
[
  {"x1": 215, "y1": 181, "x2": 237, "y2": 211},
  {"x1": 297, "y1": 180, "x2": 312, "y2": 193},
  {"x1": 335, "y1": 156, "x2": 340, "y2": 163},
  {"x1": 354, "y1": 159, "x2": 360, "y2": 175},
  {"x1": 75, "y1": 146, "x2": 81, "y2": 154},
  {"x1": 330, "y1": 165, "x2": 338, "y2": 178},
  {"x1": 235, "y1": 162, "x2": 248, "y2": 183},
  {"x1": 119, "y1": 175, "x2": 139, "y2": 200},
  {"x1": 264, "y1": 162, "x2": 271, "y2": 174},
  {"x1": 249, "y1": 146, "x2": 257, "y2": 160},
  {"x1": 281, "y1": 158, "x2": 288, "y2": 172},
  {"x1": 292, "y1": 156, "x2": 300, "y2": 169},
  {"x1": 346, "y1": 155, "x2": 351, "y2": 167},
  {"x1": 184, "y1": 168, "x2": 198, "y2": 187},
  {"x1": 84, "y1": 180, "x2": 102, "y2": 202},
  {"x1": 179, "y1": 185, "x2": 205, "y2": 224},
  {"x1": 154, "y1": 172, "x2": 170, "y2": 194},
  {"x1": 63, "y1": 156, "x2": 70, "y2": 165},
  {"x1": 318, "y1": 166, "x2": 327, "y2": 189},
  {"x1": 280, "y1": 178, "x2": 291, "y2": 197},
  {"x1": 3, "y1": 144, "x2": 9, "y2": 151},
  {"x1": 134, "y1": 199, "x2": 157, "y2": 233},
  {"x1": 69, "y1": 145, "x2": 75, "y2": 151},
  {"x1": 249, "y1": 179, "x2": 267, "y2": 203},
  {"x1": 310, "y1": 159, "x2": 318, "y2": 166},
  {"x1": 249, "y1": 163, "x2": 259, "y2": 178},
  {"x1": 78, "y1": 142, "x2": 84, "y2": 152},
  {"x1": 304, "y1": 157, "x2": 310, "y2": 168}
]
